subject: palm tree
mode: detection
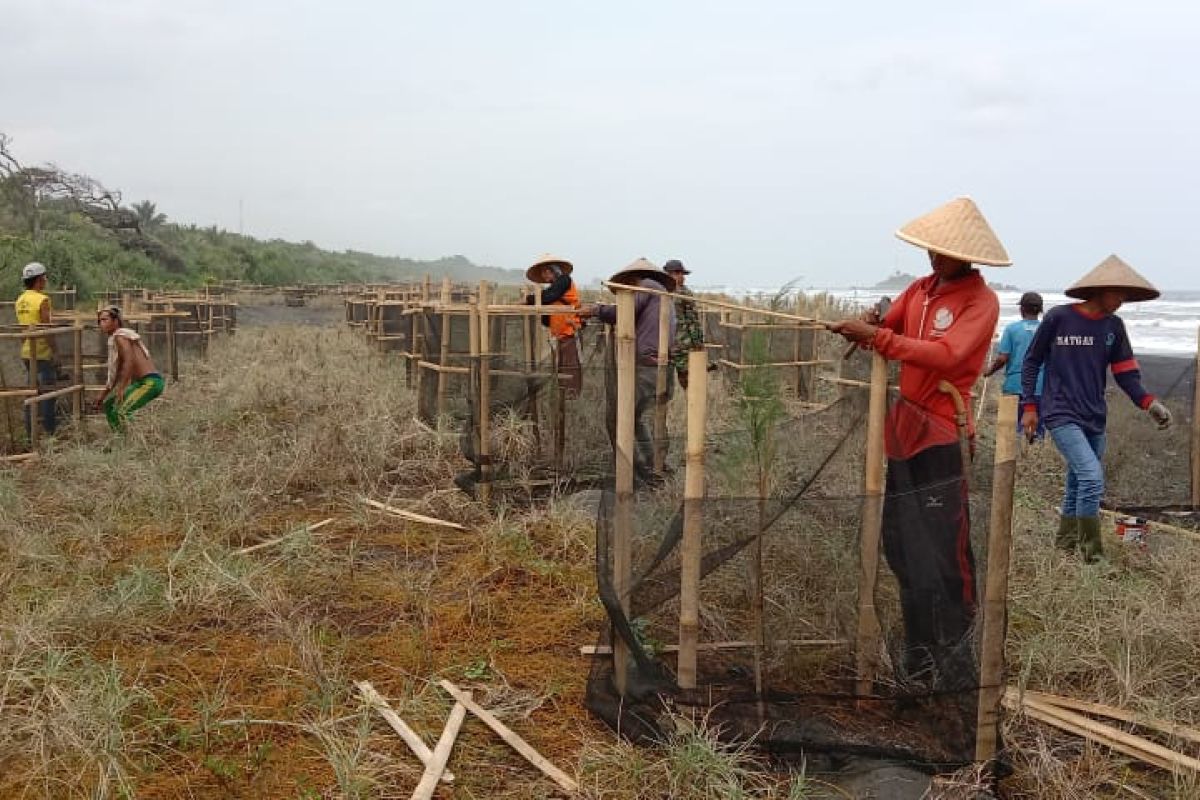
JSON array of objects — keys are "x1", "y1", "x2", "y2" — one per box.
[{"x1": 132, "y1": 200, "x2": 167, "y2": 231}]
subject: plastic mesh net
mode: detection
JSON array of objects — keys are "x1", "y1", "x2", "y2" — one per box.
[{"x1": 435, "y1": 303, "x2": 1003, "y2": 769}]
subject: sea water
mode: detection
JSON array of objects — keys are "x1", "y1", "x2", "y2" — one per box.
[{"x1": 707, "y1": 286, "x2": 1200, "y2": 356}]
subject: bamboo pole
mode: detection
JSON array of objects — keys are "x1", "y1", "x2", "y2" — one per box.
[
  {"x1": 437, "y1": 278, "x2": 452, "y2": 420},
  {"x1": 677, "y1": 347, "x2": 708, "y2": 689},
  {"x1": 438, "y1": 680, "x2": 579, "y2": 792},
  {"x1": 975, "y1": 393, "x2": 1019, "y2": 762},
  {"x1": 1007, "y1": 689, "x2": 1200, "y2": 774},
  {"x1": 166, "y1": 314, "x2": 178, "y2": 382},
  {"x1": 72, "y1": 319, "x2": 83, "y2": 427},
  {"x1": 1192, "y1": 326, "x2": 1199, "y2": 508},
  {"x1": 477, "y1": 281, "x2": 493, "y2": 505},
  {"x1": 522, "y1": 286, "x2": 542, "y2": 455},
  {"x1": 613, "y1": 288, "x2": 637, "y2": 696},
  {"x1": 653, "y1": 291, "x2": 671, "y2": 473},
  {"x1": 26, "y1": 342, "x2": 38, "y2": 450},
  {"x1": 553, "y1": 338, "x2": 566, "y2": 473},
  {"x1": 601, "y1": 280, "x2": 833, "y2": 325},
  {"x1": 1021, "y1": 690, "x2": 1200, "y2": 746},
  {"x1": 410, "y1": 696, "x2": 470, "y2": 800},
  {"x1": 854, "y1": 353, "x2": 888, "y2": 696},
  {"x1": 22, "y1": 384, "x2": 83, "y2": 405},
  {"x1": 355, "y1": 681, "x2": 454, "y2": 783}
]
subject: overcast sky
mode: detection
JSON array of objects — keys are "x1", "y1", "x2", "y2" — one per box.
[{"x1": 2, "y1": 0, "x2": 1198, "y2": 289}]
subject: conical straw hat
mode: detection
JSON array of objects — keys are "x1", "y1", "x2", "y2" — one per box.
[
  {"x1": 608, "y1": 257, "x2": 676, "y2": 292},
  {"x1": 895, "y1": 197, "x2": 1012, "y2": 266},
  {"x1": 1065, "y1": 254, "x2": 1160, "y2": 302},
  {"x1": 525, "y1": 253, "x2": 574, "y2": 283}
]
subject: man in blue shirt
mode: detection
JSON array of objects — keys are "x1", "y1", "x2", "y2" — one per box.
[
  {"x1": 985, "y1": 292, "x2": 1045, "y2": 439},
  {"x1": 1021, "y1": 256, "x2": 1172, "y2": 562}
]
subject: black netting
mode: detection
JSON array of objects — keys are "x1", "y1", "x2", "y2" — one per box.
[
  {"x1": 584, "y1": 344, "x2": 997, "y2": 769},
  {"x1": 441, "y1": 305, "x2": 1002, "y2": 770}
]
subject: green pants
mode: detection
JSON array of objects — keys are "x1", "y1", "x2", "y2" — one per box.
[{"x1": 104, "y1": 373, "x2": 164, "y2": 430}]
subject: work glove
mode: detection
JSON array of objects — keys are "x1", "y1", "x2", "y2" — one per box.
[{"x1": 1147, "y1": 400, "x2": 1172, "y2": 430}]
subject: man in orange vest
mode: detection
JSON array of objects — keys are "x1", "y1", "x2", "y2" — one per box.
[{"x1": 525, "y1": 254, "x2": 583, "y2": 396}]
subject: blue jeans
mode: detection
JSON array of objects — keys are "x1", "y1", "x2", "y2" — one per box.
[
  {"x1": 23, "y1": 359, "x2": 58, "y2": 438},
  {"x1": 1050, "y1": 424, "x2": 1106, "y2": 517}
]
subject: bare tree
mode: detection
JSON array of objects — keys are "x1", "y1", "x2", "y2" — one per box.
[{"x1": 1, "y1": 132, "x2": 123, "y2": 241}]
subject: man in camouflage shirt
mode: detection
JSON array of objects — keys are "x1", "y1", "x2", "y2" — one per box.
[{"x1": 664, "y1": 260, "x2": 704, "y2": 389}]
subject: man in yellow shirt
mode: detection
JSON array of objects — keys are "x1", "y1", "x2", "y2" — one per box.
[{"x1": 14, "y1": 261, "x2": 58, "y2": 437}]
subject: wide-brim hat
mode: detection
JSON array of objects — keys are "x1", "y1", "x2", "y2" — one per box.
[
  {"x1": 1065, "y1": 255, "x2": 1160, "y2": 302},
  {"x1": 525, "y1": 254, "x2": 574, "y2": 283},
  {"x1": 895, "y1": 197, "x2": 1012, "y2": 267},
  {"x1": 663, "y1": 259, "x2": 690, "y2": 274},
  {"x1": 608, "y1": 257, "x2": 676, "y2": 292}
]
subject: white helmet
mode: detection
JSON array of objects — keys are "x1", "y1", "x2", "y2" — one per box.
[{"x1": 22, "y1": 262, "x2": 47, "y2": 280}]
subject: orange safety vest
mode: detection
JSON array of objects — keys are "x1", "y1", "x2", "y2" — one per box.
[{"x1": 548, "y1": 281, "x2": 582, "y2": 340}]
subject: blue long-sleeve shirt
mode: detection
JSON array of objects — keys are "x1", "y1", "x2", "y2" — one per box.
[{"x1": 1021, "y1": 304, "x2": 1155, "y2": 436}]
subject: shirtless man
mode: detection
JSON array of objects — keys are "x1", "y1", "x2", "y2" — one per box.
[{"x1": 96, "y1": 306, "x2": 164, "y2": 430}]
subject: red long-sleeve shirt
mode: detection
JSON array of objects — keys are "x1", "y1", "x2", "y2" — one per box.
[{"x1": 871, "y1": 270, "x2": 999, "y2": 459}]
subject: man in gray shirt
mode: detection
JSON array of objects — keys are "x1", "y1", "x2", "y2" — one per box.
[{"x1": 587, "y1": 260, "x2": 677, "y2": 487}]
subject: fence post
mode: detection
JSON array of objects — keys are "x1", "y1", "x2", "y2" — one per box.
[
  {"x1": 854, "y1": 352, "x2": 888, "y2": 696},
  {"x1": 677, "y1": 347, "x2": 709, "y2": 689},
  {"x1": 653, "y1": 292, "x2": 671, "y2": 472},
  {"x1": 477, "y1": 281, "x2": 493, "y2": 506},
  {"x1": 613, "y1": 288, "x2": 637, "y2": 696}
]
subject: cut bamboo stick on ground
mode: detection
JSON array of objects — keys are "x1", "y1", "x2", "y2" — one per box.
[
  {"x1": 410, "y1": 694, "x2": 470, "y2": 800},
  {"x1": 235, "y1": 518, "x2": 335, "y2": 555},
  {"x1": 355, "y1": 681, "x2": 454, "y2": 784},
  {"x1": 581, "y1": 639, "x2": 847, "y2": 655},
  {"x1": 360, "y1": 497, "x2": 467, "y2": 531},
  {"x1": 1005, "y1": 689, "x2": 1200, "y2": 773},
  {"x1": 1021, "y1": 690, "x2": 1200, "y2": 747},
  {"x1": 438, "y1": 679, "x2": 579, "y2": 793}
]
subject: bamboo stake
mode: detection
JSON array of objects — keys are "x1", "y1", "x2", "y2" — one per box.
[
  {"x1": 27, "y1": 343, "x2": 38, "y2": 450},
  {"x1": 72, "y1": 319, "x2": 83, "y2": 427},
  {"x1": 410, "y1": 695, "x2": 470, "y2": 800},
  {"x1": 522, "y1": 285, "x2": 541, "y2": 454},
  {"x1": 854, "y1": 352, "x2": 888, "y2": 696},
  {"x1": 22, "y1": 383, "x2": 84, "y2": 405},
  {"x1": 166, "y1": 314, "x2": 178, "y2": 382},
  {"x1": 677, "y1": 347, "x2": 708, "y2": 689},
  {"x1": 355, "y1": 681, "x2": 454, "y2": 783},
  {"x1": 1007, "y1": 689, "x2": 1200, "y2": 773},
  {"x1": 601, "y1": 280, "x2": 832, "y2": 325},
  {"x1": 613, "y1": 288, "x2": 637, "y2": 696},
  {"x1": 653, "y1": 290, "x2": 671, "y2": 473},
  {"x1": 477, "y1": 281, "x2": 493, "y2": 506},
  {"x1": 437, "y1": 680, "x2": 579, "y2": 793},
  {"x1": 235, "y1": 518, "x2": 336, "y2": 555},
  {"x1": 553, "y1": 338, "x2": 566, "y2": 473},
  {"x1": 1192, "y1": 326, "x2": 1199, "y2": 508},
  {"x1": 752, "y1": 451, "x2": 767, "y2": 719},
  {"x1": 975, "y1": 393, "x2": 1019, "y2": 762},
  {"x1": 360, "y1": 497, "x2": 467, "y2": 531},
  {"x1": 1022, "y1": 690, "x2": 1200, "y2": 746},
  {"x1": 437, "y1": 278, "x2": 451, "y2": 420}
]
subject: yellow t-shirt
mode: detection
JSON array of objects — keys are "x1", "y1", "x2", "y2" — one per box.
[{"x1": 15, "y1": 289, "x2": 52, "y2": 360}]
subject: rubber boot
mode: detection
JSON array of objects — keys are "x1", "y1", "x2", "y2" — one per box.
[
  {"x1": 1054, "y1": 516, "x2": 1079, "y2": 552},
  {"x1": 1078, "y1": 516, "x2": 1103, "y2": 563}
]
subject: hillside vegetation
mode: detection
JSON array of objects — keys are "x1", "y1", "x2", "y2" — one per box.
[{"x1": 0, "y1": 133, "x2": 521, "y2": 299}]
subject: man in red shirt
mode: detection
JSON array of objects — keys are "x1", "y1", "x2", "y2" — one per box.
[{"x1": 831, "y1": 197, "x2": 1007, "y2": 683}]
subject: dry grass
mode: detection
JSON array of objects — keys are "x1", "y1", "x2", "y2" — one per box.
[{"x1": 1, "y1": 292, "x2": 1196, "y2": 798}]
